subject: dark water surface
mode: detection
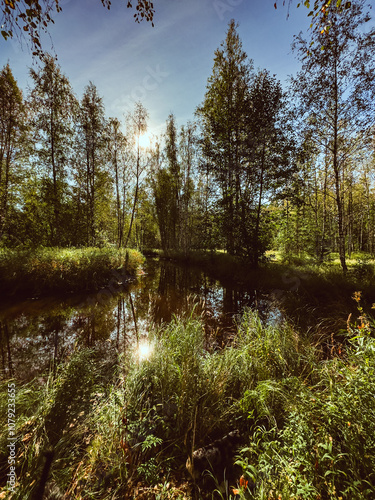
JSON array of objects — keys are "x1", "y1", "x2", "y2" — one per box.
[{"x1": 0, "y1": 258, "x2": 277, "y2": 381}]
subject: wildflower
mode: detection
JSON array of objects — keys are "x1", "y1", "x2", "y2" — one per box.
[
  {"x1": 239, "y1": 475, "x2": 248, "y2": 488},
  {"x1": 352, "y1": 291, "x2": 361, "y2": 303},
  {"x1": 358, "y1": 316, "x2": 370, "y2": 331}
]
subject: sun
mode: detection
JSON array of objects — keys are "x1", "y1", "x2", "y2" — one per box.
[{"x1": 138, "y1": 131, "x2": 152, "y2": 150}]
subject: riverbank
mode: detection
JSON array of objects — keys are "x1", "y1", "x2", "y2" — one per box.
[
  {"x1": 156, "y1": 249, "x2": 375, "y2": 289},
  {"x1": 0, "y1": 247, "x2": 144, "y2": 298},
  {"x1": 1, "y1": 302, "x2": 374, "y2": 499},
  {"x1": 155, "y1": 249, "x2": 375, "y2": 335}
]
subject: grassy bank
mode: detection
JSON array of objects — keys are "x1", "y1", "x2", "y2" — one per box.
[
  {"x1": 1, "y1": 299, "x2": 374, "y2": 499},
  {"x1": 0, "y1": 247, "x2": 144, "y2": 297}
]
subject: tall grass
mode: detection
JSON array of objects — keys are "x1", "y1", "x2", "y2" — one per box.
[
  {"x1": 1, "y1": 301, "x2": 374, "y2": 499},
  {"x1": 0, "y1": 247, "x2": 144, "y2": 297},
  {"x1": 0, "y1": 346, "x2": 122, "y2": 499},
  {"x1": 231, "y1": 299, "x2": 375, "y2": 500}
]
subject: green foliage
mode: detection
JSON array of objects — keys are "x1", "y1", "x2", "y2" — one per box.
[
  {"x1": 235, "y1": 310, "x2": 375, "y2": 499},
  {"x1": 197, "y1": 22, "x2": 294, "y2": 265},
  {"x1": 29, "y1": 55, "x2": 77, "y2": 247},
  {"x1": 352, "y1": 257, "x2": 374, "y2": 280},
  {"x1": 290, "y1": 0, "x2": 375, "y2": 273},
  {"x1": 197, "y1": 20, "x2": 253, "y2": 257},
  {"x1": 152, "y1": 116, "x2": 197, "y2": 254}
]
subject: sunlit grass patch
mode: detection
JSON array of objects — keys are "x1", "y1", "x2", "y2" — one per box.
[{"x1": 0, "y1": 246, "x2": 144, "y2": 297}]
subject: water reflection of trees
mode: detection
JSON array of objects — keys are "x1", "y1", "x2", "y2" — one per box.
[{"x1": 0, "y1": 259, "x2": 264, "y2": 381}]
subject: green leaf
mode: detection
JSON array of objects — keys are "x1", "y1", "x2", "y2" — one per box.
[{"x1": 1, "y1": 30, "x2": 9, "y2": 40}]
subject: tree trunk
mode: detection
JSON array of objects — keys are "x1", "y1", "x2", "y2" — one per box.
[
  {"x1": 333, "y1": 59, "x2": 347, "y2": 274},
  {"x1": 253, "y1": 143, "x2": 266, "y2": 267},
  {"x1": 125, "y1": 144, "x2": 140, "y2": 248},
  {"x1": 319, "y1": 155, "x2": 329, "y2": 262}
]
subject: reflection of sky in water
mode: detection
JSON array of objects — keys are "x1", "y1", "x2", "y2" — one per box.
[{"x1": 0, "y1": 259, "x2": 280, "y2": 381}]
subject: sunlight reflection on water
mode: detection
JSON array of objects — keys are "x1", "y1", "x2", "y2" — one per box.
[
  {"x1": 136, "y1": 339, "x2": 154, "y2": 361},
  {"x1": 0, "y1": 258, "x2": 280, "y2": 380}
]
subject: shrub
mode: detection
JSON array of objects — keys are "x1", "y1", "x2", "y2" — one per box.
[{"x1": 236, "y1": 316, "x2": 375, "y2": 500}]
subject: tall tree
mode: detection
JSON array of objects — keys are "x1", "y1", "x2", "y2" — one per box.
[
  {"x1": 107, "y1": 117, "x2": 129, "y2": 248},
  {"x1": 150, "y1": 139, "x2": 170, "y2": 250},
  {"x1": 0, "y1": 64, "x2": 25, "y2": 241},
  {"x1": 197, "y1": 19, "x2": 252, "y2": 256},
  {"x1": 124, "y1": 101, "x2": 149, "y2": 248},
  {"x1": 178, "y1": 121, "x2": 197, "y2": 254},
  {"x1": 165, "y1": 113, "x2": 181, "y2": 249},
  {"x1": 29, "y1": 54, "x2": 77, "y2": 245},
  {"x1": 291, "y1": 0, "x2": 375, "y2": 272},
  {"x1": 76, "y1": 82, "x2": 108, "y2": 246},
  {"x1": 244, "y1": 69, "x2": 293, "y2": 265},
  {"x1": 152, "y1": 115, "x2": 181, "y2": 252},
  {"x1": 152, "y1": 117, "x2": 199, "y2": 254}
]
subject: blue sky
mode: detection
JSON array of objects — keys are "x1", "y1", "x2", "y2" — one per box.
[{"x1": 0, "y1": 0, "x2": 312, "y2": 136}]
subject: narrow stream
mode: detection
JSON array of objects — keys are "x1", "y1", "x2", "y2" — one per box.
[{"x1": 0, "y1": 258, "x2": 278, "y2": 382}]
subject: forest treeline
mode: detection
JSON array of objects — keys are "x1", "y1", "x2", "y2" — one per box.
[{"x1": 1, "y1": 1, "x2": 375, "y2": 271}]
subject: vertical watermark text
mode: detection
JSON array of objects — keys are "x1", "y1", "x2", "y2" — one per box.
[{"x1": 7, "y1": 382, "x2": 17, "y2": 493}]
